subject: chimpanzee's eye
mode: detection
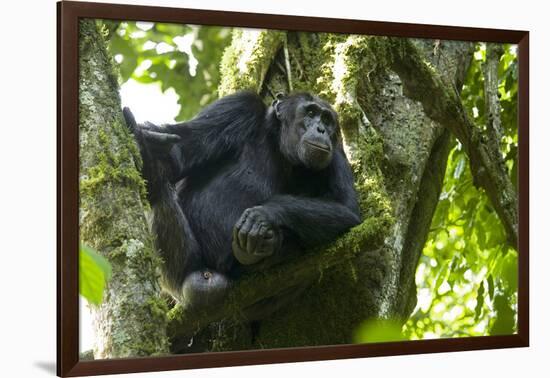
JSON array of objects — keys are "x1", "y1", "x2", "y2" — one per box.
[
  {"x1": 321, "y1": 111, "x2": 332, "y2": 125},
  {"x1": 305, "y1": 104, "x2": 318, "y2": 118}
]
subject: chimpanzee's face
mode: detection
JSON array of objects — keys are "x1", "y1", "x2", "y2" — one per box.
[{"x1": 276, "y1": 94, "x2": 339, "y2": 170}]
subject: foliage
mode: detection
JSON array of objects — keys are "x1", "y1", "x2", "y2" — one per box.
[
  {"x1": 105, "y1": 20, "x2": 231, "y2": 121},
  {"x1": 80, "y1": 244, "x2": 112, "y2": 306},
  {"x1": 403, "y1": 43, "x2": 518, "y2": 339}
]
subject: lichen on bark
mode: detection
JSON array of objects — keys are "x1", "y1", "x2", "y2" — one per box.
[{"x1": 78, "y1": 19, "x2": 169, "y2": 359}]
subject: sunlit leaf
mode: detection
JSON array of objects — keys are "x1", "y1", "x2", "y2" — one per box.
[
  {"x1": 354, "y1": 319, "x2": 406, "y2": 343},
  {"x1": 500, "y1": 250, "x2": 519, "y2": 291},
  {"x1": 487, "y1": 275, "x2": 495, "y2": 300},
  {"x1": 474, "y1": 283, "x2": 485, "y2": 320},
  {"x1": 490, "y1": 294, "x2": 515, "y2": 335},
  {"x1": 80, "y1": 244, "x2": 112, "y2": 305}
]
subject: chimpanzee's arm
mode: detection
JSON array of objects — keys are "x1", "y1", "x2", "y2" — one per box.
[
  {"x1": 163, "y1": 91, "x2": 267, "y2": 180},
  {"x1": 265, "y1": 148, "x2": 360, "y2": 246},
  {"x1": 232, "y1": 149, "x2": 360, "y2": 265},
  {"x1": 262, "y1": 197, "x2": 360, "y2": 248}
]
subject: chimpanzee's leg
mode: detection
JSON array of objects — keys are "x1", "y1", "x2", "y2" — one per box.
[
  {"x1": 123, "y1": 108, "x2": 229, "y2": 309},
  {"x1": 151, "y1": 183, "x2": 230, "y2": 309}
]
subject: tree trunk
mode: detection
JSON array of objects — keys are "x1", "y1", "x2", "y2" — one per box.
[{"x1": 78, "y1": 20, "x2": 169, "y2": 359}]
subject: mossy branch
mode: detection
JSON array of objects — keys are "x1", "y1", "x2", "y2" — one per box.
[
  {"x1": 219, "y1": 29, "x2": 285, "y2": 96},
  {"x1": 375, "y1": 37, "x2": 518, "y2": 248},
  {"x1": 167, "y1": 216, "x2": 388, "y2": 340}
]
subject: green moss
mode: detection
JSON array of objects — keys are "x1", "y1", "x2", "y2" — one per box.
[
  {"x1": 144, "y1": 296, "x2": 171, "y2": 352},
  {"x1": 80, "y1": 125, "x2": 147, "y2": 203},
  {"x1": 311, "y1": 35, "x2": 375, "y2": 145},
  {"x1": 351, "y1": 131, "x2": 392, "y2": 220},
  {"x1": 219, "y1": 29, "x2": 285, "y2": 95},
  {"x1": 111, "y1": 295, "x2": 170, "y2": 357},
  {"x1": 283, "y1": 32, "x2": 333, "y2": 95}
]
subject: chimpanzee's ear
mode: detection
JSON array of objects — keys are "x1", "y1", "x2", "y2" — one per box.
[
  {"x1": 271, "y1": 92, "x2": 286, "y2": 121},
  {"x1": 270, "y1": 92, "x2": 286, "y2": 107}
]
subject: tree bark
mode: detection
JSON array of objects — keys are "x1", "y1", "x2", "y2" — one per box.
[
  {"x1": 78, "y1": 20, "x2": 169, "y2": 359},
  {"x1": 484, "y1": 44, "x2": 505, "y2": 148},
  {"x1": 377, "y1": 38, "x2": 518, "y2": 247}
]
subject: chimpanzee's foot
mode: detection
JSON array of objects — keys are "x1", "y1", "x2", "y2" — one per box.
[{"x1": 181, "y1": 270, "x2": 230, "y2": 311}]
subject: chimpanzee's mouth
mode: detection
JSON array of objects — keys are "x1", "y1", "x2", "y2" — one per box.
[{"x1": 305, "y1": 141, "x2": 331, "y2": 152}]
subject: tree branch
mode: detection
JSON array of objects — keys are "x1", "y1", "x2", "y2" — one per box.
[
  {"x1": 167, "y1": 217, "x2": 388, "y2": 341},
  {"x1": 483, "y1": 43, "x2": 505, "y2": 173},
  {"x1": 379, "y1": 38, "x2": 518, "y2": 248}
]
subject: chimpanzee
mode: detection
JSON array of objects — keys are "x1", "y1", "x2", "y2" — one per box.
[{"x1": 123, "y1": 91, "x2": 360, "y2": 311}]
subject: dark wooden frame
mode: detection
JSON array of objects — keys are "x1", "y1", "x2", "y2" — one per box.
[{"x1": 57, "y1": 1, "x2": 529, "y2": 376}]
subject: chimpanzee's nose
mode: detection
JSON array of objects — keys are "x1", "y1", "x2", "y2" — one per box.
[{"x1": 316, "y1": 126, "x2": 326, "y2": 134}]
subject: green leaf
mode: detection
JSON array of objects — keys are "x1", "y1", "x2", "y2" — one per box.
[
  {"x1": 487, "y1": 275, "x2": 495, "y2": 300},
  {"x1": 474, "y1": 283, "x2": 485, "y2": 320},
  {"x1": 434, "y1": 260, "x2": 450, "y2": 292},
  {"x1": 501, "y1": 250, "x2": 518, "y2": 291},
  {"x1": 80, "y1": 244, "x2": 112, "y2": 305},
  {"x1": 490, "y1": 294, "x2": 516, "y2": 335},
  {"x1": 354, "y1": 319, "x2": 406, "y2": 343}
]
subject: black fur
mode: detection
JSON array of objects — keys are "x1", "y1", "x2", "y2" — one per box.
[{"x1": 123, "y1": 91, "x2": 360, "y2": 310}]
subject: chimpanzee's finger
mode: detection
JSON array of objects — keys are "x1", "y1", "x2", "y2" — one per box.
[
  {"x1": 122, "y1": 107, "x2": 137, "y2": 132},
  {"x1": 142, "y1": 130, "x2": 181, "y2": 145},
  {"x1": 237, "y1": 215, "x2": 256, "y2": 252},
  {"x1": 246, "y1": 222, "x2": 262, "y2": 255}
]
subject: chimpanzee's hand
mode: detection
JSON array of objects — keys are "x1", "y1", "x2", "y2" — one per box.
[
  {"x1": 123, "y1": 107, "x2": 180, "y2": 157},
  {"x1": 232, "y1": 206, "x2": 282, "y2": 265},
  {"x1": 122, "y1": 107, "x2": 182, "y2": 200},
  {"x1": 139, "y1": 124, "x2": 181, "y2": 156}
]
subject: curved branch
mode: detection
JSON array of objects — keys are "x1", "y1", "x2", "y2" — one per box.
[
  {"x1": 483, "y1": 43, "x2": 505, "y2": 169},
  {"x1": 167, "y1": 216, "x2": 388, "y2": 341},
  {"x1": 378, "y1": 38, "x2": 518, "y2": 248}
]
